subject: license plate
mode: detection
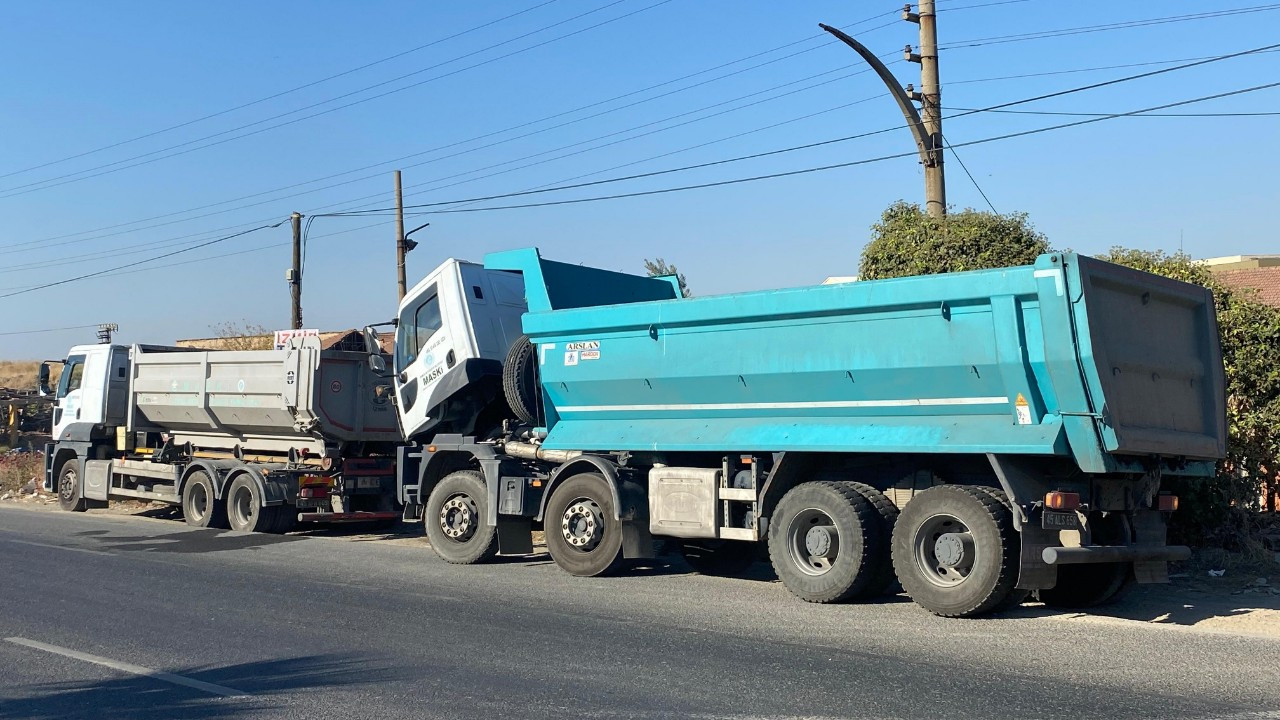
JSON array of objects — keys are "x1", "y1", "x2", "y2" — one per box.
[
  {"x1": 1042, "y1": 509, "x2": 1080, "y2": 530},
  {"x1": 356, "y1": 477, "x2": 381, "y2": 489}
]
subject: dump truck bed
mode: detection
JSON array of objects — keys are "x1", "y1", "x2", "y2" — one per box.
[
  {"x1": 129, "y1": 338, "x2": 399, "y2": 454},
  {"x1": 486, "y1": 249, "x2": 1225, "y2": 476}
]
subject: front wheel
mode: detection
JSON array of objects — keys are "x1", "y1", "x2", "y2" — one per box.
[
  {"x1": 424, "y1": 470, "x2": 498, "y2": 564},
  {"x1": 891, "y1": 485, "x2": 1019, "y2": 617},
  {"x1": 544, "y1": 473, "x2": 623, "y2": 577},
  {"x1": 56, "y1": 459, "x2": 87, "y2": 512}
]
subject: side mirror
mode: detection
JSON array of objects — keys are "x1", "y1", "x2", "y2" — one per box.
[
  {"x1": 37, "y1": 362, "x2": 52, "y2": 397},
  {"x1": 367, "y1": 354, "x2": 388, "y2": 375},
  {"x1": 362, "y1": 326, "x2": 382, "y2": 354}
]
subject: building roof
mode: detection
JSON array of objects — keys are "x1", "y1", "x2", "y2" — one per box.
[
  {"x1": 1214, "y1": 267, "x2": 1280, "y2": 307},
  {"x1": 1202, "y1": 254, "x2": 1280, "y2": 271}
]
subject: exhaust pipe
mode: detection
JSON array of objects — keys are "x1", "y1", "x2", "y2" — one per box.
[{"x1": 502, "y1": 440, "x2": 582, "y2": 463}]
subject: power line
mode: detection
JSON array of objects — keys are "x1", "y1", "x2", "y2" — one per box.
[
  {"x1": 941, "y1": 134, "x2": 996, "y2": 213},
  {"x1": 0, "y1": 220, "x2": 288, "y2": 300},
  {"x1": 0, "y1": 1, "x2": 562, "y2": 181},
  {"x1": 947, "y1": 49, "x2": 1280, "y2": 86},
  {"x1": 0, "y1": 323, "x2": 104, "y2": 337},
  {"x1": 941, "y1": 3, "x2": 1280, "y2": 49},
  {"x1": 380, "y1": 82, "x2": 1280, "y2": 217},
  {"x1": 1, "y1": 10, "x2": 898, "y2": 252},
  {"x1": 943, "y1": 106, "x2": 1280, "y2": 117},
  {"x1": 0, "y1": 0, "x2": 674, "y2": 200}
]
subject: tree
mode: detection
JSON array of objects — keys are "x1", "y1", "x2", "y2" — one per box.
[
  {"x1": 209, "y1": 321, "x2": 274, "y2": 350},
  {"x1": 859, "y1": 201, "x2": 1050, "y2": 280},
  {"x1": 1100, "y1": 248, "x2": 1280, "y2": 539},
  {"x1": 643, "y1": 258, "x2": 691, "y2": 297}
]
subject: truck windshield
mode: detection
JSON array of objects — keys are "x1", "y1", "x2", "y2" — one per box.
[
  {"x1": 57, "y1": 355, "x2": 86, "y2": 399},
  {"x1": 395, "y1": 289, "x2": 442, "y2": 370}
]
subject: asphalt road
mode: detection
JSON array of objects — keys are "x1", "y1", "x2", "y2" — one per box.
[{"x1": 1, "y1": 506, "x2": 1278, "y2": 720}]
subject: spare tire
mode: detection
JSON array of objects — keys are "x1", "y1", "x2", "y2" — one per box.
[{"x1": 502, "y1": 335, "x2": 540, "y2": 425}]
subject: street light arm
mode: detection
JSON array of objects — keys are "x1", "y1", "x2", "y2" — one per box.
[{"x1": 818, "y1": 23, "x2": 932, "y2": 167}]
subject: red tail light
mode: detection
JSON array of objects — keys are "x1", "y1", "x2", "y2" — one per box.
[
  {"x1": 299, "y1": 485, "x2": 330, "y2": 499},
  {"x1": 1158, "y1": 494, "x2": 1179, "y2": 512},
  {"x1": 1045, "y1": 491, "x2": 1080, "y2": 511}
]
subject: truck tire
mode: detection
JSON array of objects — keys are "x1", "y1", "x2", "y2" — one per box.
[
  {"x1": 56, "y1": 458, "x2": 88, "y2": 513},
  {"x1": 679, "y1": 539, "x2": 757, "y2": 577},
  {"x1": 424, "y1": 470, "x2": 498, "y2": 564},
  {"x1": 502, "y1": 335, "x2": 540, "y2": 425},
  {"x1": 767, "y1": 481, "x2": 885, "y2": 603},
  {"x1": 544, "y1": 472, "x2": 624, "y2": 577},
  {"x1": 1037, "y1": 512, "x2": 1133, "y2": 608},
  {"x1": 225, "y1": 474, "x2": 279, "y2": 533},
  {"x1": 892, "y1": 485, "x2": 1019, "y2": 618},
  {"x1": 968, "y1": 485, "x2": 1031, "y2": 610},
  {"x1": 841, "y1": 481, "x2": 899, "y2": 597},
  {"x1": 181, "y1": 471, "x2": 227, "y2": 529}
]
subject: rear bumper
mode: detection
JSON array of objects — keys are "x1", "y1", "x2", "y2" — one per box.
[
  {"x1": 1043, "y1": 544, "x2": 1191, "y2": 565},
  {"x1": 295, "y1": 511, "x2": 400, "y2": 523}
]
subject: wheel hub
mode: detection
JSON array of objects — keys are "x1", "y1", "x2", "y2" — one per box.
[
  {"x1": 59, "y1": 469, "x2": 77, "y2": 502},
  {"x1": 562, "y1": 499, "x2": 604, "y2": 550},
  {"x1": 805, "y1": 525, "x2": 836, "y2": 557},
  {"x1": 440, "y1": 495, "x2": 477, "y2": 540},
  {"x1": 934, "y1": 532, "x2": 973, "y2": 568}
]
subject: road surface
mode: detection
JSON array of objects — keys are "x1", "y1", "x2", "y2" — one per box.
[{"x1": 1, "y1": 505, "x2": 1277, "y2": 720}]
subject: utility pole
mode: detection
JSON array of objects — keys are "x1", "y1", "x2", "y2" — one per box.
[
  {"x1": 907, "y1": 0, "x2": 946, "y2": 217},
  {"x1": 290, "y1": 211, "x2": 303, "y2": 330},
  {"x1": 394, "y1": 170, "x2": 407, "y2": 302},
  {"x1": 820, "y1": 1, "x2": 947, "y2": 217}
]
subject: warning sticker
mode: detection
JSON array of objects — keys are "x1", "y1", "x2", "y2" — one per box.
[
  {"x1": 1014, "y1": 393, "x2": 1032, "y2": 425},
  {"x1": 580, "y1": 350, "x2": 601, "y2": 361},
  {"x1": 564, "y1": 351, "x2": 579, "y2": 366}
]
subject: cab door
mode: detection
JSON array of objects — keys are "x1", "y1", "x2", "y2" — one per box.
[
  {"x1": 52, "y1": 353, "x2": 87, "y2": 439},
  {"x1": 394, "y1": 284, "x2": 450, "y2": 439}
]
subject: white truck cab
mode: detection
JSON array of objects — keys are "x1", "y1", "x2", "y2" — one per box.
[
  {"x1": 47, "y1": 343, "x2": 129, "y2": 442},
  {"x1": 392, "y1": 258, "x2": 527, "y2": 441}
]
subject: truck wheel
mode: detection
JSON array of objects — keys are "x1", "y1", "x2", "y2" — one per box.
[
  {"x1": 424, "y1": 470, "x2": 498, "y2": 564},
  {"x1": 545, "y1": 472, "x2": 624, "y2": 577},
  {"x1": 679, "y1": 539, "x2": 757, "y2": 577},
  {"x1": 181, "y1": 471, "x2": 227, "y2": 529},
  {"x1": 892, "y1": 485, "x2": 1019, "y2": 617},
  {"x1": 56, "y1": 458, "x2": 87, "y2": 513},
  {"x1": 225, "y1": 474, "x2": 277, "y2": 533},
  {"x1": 842, "y1": 481, "x2": 899, "y2": 596},
  {"x1": 767, "y1": 481, "x2": 885, "y2": 603},
  {"x1": 502, "y1": 335, "x2": 540, "y2": 425}
]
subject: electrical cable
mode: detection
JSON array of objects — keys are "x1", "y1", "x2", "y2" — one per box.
[
  {"x1": 0, "y1": 324, "x2": 104, "y2": 337},
  {"x1": 940, "y1": 134, "x2": 996, "y2": 213},
  {"x1": 0, "y1": 1, "x2": 562, "y2": 181},
  {"x1": 0, "y1": 0, "x2": 675, "y2": 200},
  {"x1": 943, "y1": 106, "x2": 1280, "y2": 117}
]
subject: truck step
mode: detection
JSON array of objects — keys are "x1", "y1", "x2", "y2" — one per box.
[
  {"x1": 719, "y1": 527, "x2": 757, "y2": 541},
  {"x1": 718, "y1": 487, "x2": 756, "y2": 502}
]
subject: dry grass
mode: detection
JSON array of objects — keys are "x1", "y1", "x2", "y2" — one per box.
[
  {"x1": 0, "y1": 452, "x2": 43, "y2": 495},
  {"x1": 0, "y1": 361, "x2": 60, "y2": 391}
]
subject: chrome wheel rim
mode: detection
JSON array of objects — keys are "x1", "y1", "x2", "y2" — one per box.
[
  {"x1": 439, "y1": 493, "x2": 478, "y2": 542},
  {"x1": 561, "y1": 497, "x2": 604, "y2": 551}
]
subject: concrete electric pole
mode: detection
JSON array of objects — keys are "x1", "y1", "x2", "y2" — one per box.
[
  {"x1": 820, "y1": 2, "x2": 947, "y2": 217},
  {"x1": 394, "y1": 170, "x2": 407, "y2": 302},
  {"x1": 907, "y1": 0, "x2": 946, "y2": 217},
  {"x1": 290, "y1": 211, "x2": 303, "y2": 330}
]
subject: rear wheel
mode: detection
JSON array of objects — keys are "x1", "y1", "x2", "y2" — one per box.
[
  {"x1": 226, "y1": 474, "x2": 279, "y2": 533},
  {"x1": 181, "y1": 471, "x2": 227, "y2": 529},
  {"x1": 424, "y1": 470, "x2": 498, "y2": 564},
  {"x1": 842, "y1": 481, "x2": 899, "y2": 597},
  {"x1": 56, "y1": 459, "x2": 87, "y2": 513},
  {"x1": 545, "y1": 473, "x2": 623, "y2": 577},
  {"x1": 767, "y1": 481, "x2": 885, "y2": 603},
  {"x1": 892, "y1": 485, "x2": 1019, "y2": 617},
  {"x1": 679, "y1": 539, "x2": 757, "y2": 577}
]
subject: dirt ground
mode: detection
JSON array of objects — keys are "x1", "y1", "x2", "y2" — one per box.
[{"x1": 4, "y1": 491, "x2": 1278, "y2": 639}]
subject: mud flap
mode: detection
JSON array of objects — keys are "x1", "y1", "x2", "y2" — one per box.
[
  {"x1": 1131, "y1": 509, "x2": 1171, "y2": 584},
  {"x1": 496, "y1": 517, "x2": 534, "y2": 555},
  {"x1": 1016, "y1": 523, "x2": 1060, "y2": 590}
]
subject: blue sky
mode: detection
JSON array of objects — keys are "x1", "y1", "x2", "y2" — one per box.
[{"x1": 1, "y1": 0, "x2": 1276, "y2": 359}]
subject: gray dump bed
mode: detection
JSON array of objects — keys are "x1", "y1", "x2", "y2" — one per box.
[{"x1": 129, "y1": 338, "x2": 399, "y2": 454}]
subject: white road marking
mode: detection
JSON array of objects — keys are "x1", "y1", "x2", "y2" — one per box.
[
  {"x1": 1, "y1": 538, "x2": 113, "y2": 556},
  {"x1": 556, "y1": 396, "x2": 1009, "y2": 413},
  {"x1": 5, "y1": 637, "x2": 248, "y2": 697}
]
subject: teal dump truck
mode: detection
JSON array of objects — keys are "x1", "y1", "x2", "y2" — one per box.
[{"x1": 380, "y1": 249, "x2": 1225, "y2": 617}]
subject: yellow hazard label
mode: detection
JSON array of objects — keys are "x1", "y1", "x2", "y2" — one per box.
[{"x1": 1014, "y1": 393, "x2": 1032, "y2": 425}]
